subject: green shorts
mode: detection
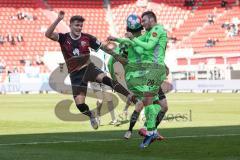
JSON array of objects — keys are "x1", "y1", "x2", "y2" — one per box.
[{"x1": 125, "y1": 63, "x2": 166, "y2": 99}]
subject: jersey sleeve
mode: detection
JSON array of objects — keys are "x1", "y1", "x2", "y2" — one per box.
[
  {"x1": 89, "y1": 35, "x2": 102, "y2": 51},
  {"x1": 58, "y1": 33, "x2": 65, "y2": 44},
  {"x1": 135, "y1": 34, "x2": 146, "y2": 41},
  {"x1": 116, "y1": 38, "x2": 135, "y2": 46},
  {"x1": 132, "y1": 26, "x2": 166, "y2": 50}
]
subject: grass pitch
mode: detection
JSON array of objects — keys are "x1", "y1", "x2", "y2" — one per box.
[{"x1": 0, "y1": 93, "x2": 239, "y2": 160}]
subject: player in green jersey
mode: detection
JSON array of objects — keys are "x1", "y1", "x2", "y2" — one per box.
[
  {"x1": 106, "y1": 15, "x2": 144, "y2": 119},
  {"x1": 107, "y1": 11, "x2": 169, "y2": 148}
]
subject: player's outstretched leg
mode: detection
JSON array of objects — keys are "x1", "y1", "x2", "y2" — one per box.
[
  {"x1": 140, "y1": 104, "x2": 160, "y2": 148},
  {"x1": 99, "y1": 75, "x2": 138, "y2": 104}
]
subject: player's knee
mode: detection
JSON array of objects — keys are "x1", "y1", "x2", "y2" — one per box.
[
  {"x1": 166, "y1": 83, "x2": 173, "y2": 93},
  {"x1": 162, "y1": 82, "x2": 173, "y2": 94},
  {"x1": 74, "y1": 94, "x2": 86, "y2": 104},
  {"x1": 96, "y1": 73, "x2": 106, "y2": 82},
  {"x1": 161, "y1": 104, "x2": 168, "y2": 112},
  {"x1": 97, "y1": 99, "x2": 103, "y2": 104}
]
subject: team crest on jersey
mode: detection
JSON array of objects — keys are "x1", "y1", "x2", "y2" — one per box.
[
  {"x1": 81, "y1": 41, "x2": 87, "y2": 47},
  {"x1": 73, "y1": 48, "x2": 80, "y2": 56},
  {"x1": 152, "y1": 32, "x2": 157, "y2": 37}
]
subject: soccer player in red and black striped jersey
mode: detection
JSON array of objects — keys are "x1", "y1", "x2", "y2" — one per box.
[{"x1": 45, "y1": 11, "x2": 136, "y2": 130}]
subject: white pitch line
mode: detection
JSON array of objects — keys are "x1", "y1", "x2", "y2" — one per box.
[
  {"x1": 168, "y1": 98, "x2": 214, "y2": 103},
  {"x1": 0, "y1": 133, "x2": 240, "y2": 146}
]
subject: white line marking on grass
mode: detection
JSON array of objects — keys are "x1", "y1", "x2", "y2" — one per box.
[
  {"x1": 0, "y1": 133, "x2": 240, "y2": 146},
  {"x1": 168, "y1": 98, "x2": 214, "y2": 103}
]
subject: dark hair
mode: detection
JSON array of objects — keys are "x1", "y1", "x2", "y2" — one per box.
[
  {"x1": 126, "y1": 26, "x2": 143, "y2": 33},
  {"x1": 70, "y1": 15, "x2": 85, "y2": 24},
  {"x1": 141, "y1": 11, "x2": 157, "y2": 22}
]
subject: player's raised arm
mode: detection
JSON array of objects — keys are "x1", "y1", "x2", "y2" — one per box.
[
  {"x1": 101, "y1": 41, "x2": 128, "y2": 65},
  {"x1": 108, "y1": 36, "x2": 135, "y2": 46},
  {"x1": 107, "y1": 50, "x2": 128, "y2": 65},
  {"x1": 132, "y1": 28, "x2": 166, "y2": 50},
  {"x1": 45, "y1": 11, "x2": 65, "y2": 41}
]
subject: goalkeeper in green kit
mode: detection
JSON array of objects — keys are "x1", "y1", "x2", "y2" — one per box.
[{"x1": 106, "y1": 11, "x2": 168, "y2": 148}]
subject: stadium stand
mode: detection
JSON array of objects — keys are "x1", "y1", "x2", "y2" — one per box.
[
  {"x1": 47, "y1": 0, "x2": 109, "y2": 41},
  {"x1": 110, "y1": 0, "x2": 191, "y2": 37},
  {"x1": 0, "y1": 0, "x2": 108, "y2": 82},
  {"x1": 0, "y1": 0, "x2": 53, "y2": 82},
  {"x1": 0, "y1": 0, "x2": 239, "y2": 84}
]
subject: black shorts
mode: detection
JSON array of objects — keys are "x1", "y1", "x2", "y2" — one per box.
[
  {"x1": 158, "y1": 88, "x2": 166, "y2": 100},
  {"x1": 70, "y1": 63, "x2": 104, "y2": 97}
]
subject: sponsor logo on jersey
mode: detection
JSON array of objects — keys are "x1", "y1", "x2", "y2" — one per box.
[{"x1": 73, "y1": 48, "x2": 80, "y2": 56}]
